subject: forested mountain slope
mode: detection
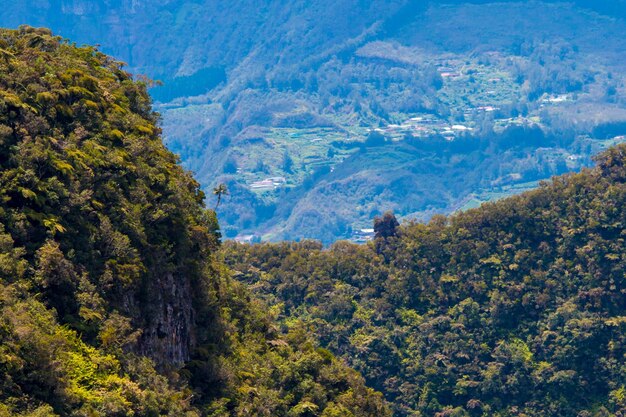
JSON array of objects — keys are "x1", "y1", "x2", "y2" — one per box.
[
  {"x1": 0, "y1": 27, "x2": 389, "y2": 416},
  {"x1": 224, "y1": 145, "x2": 626, "y2": 416},
  {"x1": 4, "y1": 1, "x2": 626, "y2": 242}
]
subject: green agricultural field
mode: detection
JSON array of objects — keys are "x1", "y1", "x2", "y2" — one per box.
[
  {"x1": 458, "y1": 180, "x2": 543, "y2": 211},
  {"x1": 229, "y1": 126, "x2": 359, "y2": 190},
  {"x1": 437, "y1": 60, "x2": 521, "y2": 112}
]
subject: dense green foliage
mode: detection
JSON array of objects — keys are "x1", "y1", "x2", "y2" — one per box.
[
  {"x1": 0, "y1": 27, "x2": 389, "y2": 416},
  {"x1": 223, "y1": 145, "x2": 626, "y2": 416}
]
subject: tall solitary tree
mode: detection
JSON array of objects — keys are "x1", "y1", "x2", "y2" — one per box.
[
  {"x1": 374, "y1": 211, "x2": 399, "y2": 258},
  {"x1": 213, "y1": 183, "x2": 229, "y2": 209},
  {"x1": 374, "y1": 211, "x2": 399, "y2": 240}
]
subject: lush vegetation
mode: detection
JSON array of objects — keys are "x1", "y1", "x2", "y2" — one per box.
[
  {"x1": 2, "y1": 21, "x2": 625, "y2": 417},
  {"x1": 223, "y1": 145, "x2": 626, "y2": 416},
  {"x1": 0, "y1": 27, "x2": 389, "y2": 416}
]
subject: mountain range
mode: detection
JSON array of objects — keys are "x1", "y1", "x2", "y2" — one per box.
[{"x1": 3, "y1": 1, "x2": 626, "y2": 242}]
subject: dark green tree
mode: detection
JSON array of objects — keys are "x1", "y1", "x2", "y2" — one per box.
[{"x1": 283, "y1": 150, "x2": 294, "y2": 173}]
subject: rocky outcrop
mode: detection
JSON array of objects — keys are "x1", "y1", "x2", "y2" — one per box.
[{"x1": 138, "y1": 271, "x2": 195, "y2": 366}]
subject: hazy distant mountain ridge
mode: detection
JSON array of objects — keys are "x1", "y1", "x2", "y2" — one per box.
[
  {"x1": 0, "y1": 0, "x2": 404, "y2": 76},
  {"x1": 4, "y1": 1, "x2": 626, "y2": 242}
]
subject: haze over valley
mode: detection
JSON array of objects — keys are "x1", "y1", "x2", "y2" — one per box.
[{"x1": 4, "y1": 1, "x2": 626, "y2": 243}]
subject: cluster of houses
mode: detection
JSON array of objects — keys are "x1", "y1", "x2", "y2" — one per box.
[
  {"x1": 438, "y1": 66, "x2": 462, "y2": 79},
  {"x1": 350, "y1": 228, "x2": 375, "y2": 243},
  {"x1": 250, "y1": 176, "x2": 286, "y2": 190},
  {"x1": 374, "y1": 115, "x2": 473, "y2": 141},
  {"x1": 540, "y1": 94, "x2": 571, "y2": 105},
  {"x1": 234, "y1": 234, "x2": 261, "y2": 244}
]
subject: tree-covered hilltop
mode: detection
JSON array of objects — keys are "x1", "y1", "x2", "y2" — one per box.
[
  {"x1": 223, "y1": 145, "x2": 626, "y2": 416},
  {"x1": 0, "y1": 27, "x2": 390, "y2": 416}
]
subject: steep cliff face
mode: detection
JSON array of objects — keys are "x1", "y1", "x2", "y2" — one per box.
[{"x1": 138, "y1": 270, "x2": 196, "y2": 365}]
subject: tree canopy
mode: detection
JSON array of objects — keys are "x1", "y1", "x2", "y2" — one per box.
[
  {"x1": 0, "y1": 26, "x2": 389, "y2": 417},
  {"x1": 223, "y1": 145, "x2": 626, "y2": 416}
]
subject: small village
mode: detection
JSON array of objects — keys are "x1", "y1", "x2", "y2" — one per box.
[
  {"x1": 350, "y1": 228, "x2": 375, "y2": 243},
  {"x1": 374, "y1": 114, "x2": 474, "y2": 141},
  {"x1": 249, "y1": 176, "x2": 287, "y2": 190},
  {"x1": 242, "y1": 61, "x2": 579, "y2": 195}
]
